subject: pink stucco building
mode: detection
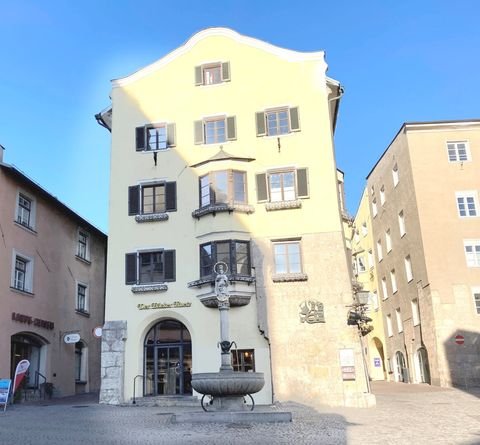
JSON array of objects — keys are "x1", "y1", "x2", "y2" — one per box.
[{"x1": 0, "y1": 146, "x2": 107, "y2": 398}]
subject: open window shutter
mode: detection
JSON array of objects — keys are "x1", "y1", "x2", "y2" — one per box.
[
  {"x1": 125, "y1": 253, "x2": 137, "y2": 284},
  {"x1": 226, "y1": 116, "x2": 236, "y2": 141},
  {"x1": 195, "y1": 66, "x2": 203, "y2": 85},
  {"x1": 194, "y1": 120, "x2": 204, "y2": 144},
  {"x1": 167, "y1": 123, "x2": 176, "y2": 147},
  {"x1": 255, "y1": 112, "x2": 266, "y2": 136},
  {"x1": 135, "y1": 127, "x2": 145, "y2": 151},
  {"x1": 128, "y1": 185, "x2": 140, "y2": 215},
  {"x1": 221, "y1": 62, "x2": 231, "y2": 82},
  {"x1": 165, "y1": 182, "x2": 177, "y2": 211},
  {"x1": 296, "y1": 168, "x2": 309, "y2": 198},
  {"x1": 255, "y1": 173, "x2": 268, "y2": 202},
  {"x1": 164, "y1": 250, "x2": 176, "y2": 282},
  {"x1": 289, "y1": 107, "x2": 300, "y2": 132}
]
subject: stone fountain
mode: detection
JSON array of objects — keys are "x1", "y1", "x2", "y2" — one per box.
[{"x1": 191, "y1": 262, "x2": 265, "y2": 411}]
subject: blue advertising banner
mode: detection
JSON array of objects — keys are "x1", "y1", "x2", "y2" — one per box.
[{"x1": 0, "y1": 379, "x2": 12, "y2": 413}]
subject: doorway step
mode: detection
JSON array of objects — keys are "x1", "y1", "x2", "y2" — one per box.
[{"x1": 130, "y1": 395, "x2": 199, "y2": 407}]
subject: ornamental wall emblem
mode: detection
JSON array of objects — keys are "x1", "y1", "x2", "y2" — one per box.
[{"x1": 299, "y1": 300, "x2": 325, "y2": 324}]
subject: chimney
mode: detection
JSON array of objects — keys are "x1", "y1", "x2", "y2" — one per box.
[{"x1": 0, "y1": 145, "x2": 4, "y2": 163}]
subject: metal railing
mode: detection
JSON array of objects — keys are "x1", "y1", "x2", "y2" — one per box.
[{"x1": 34, "y1": 371, "x2": 47, "y2": 400}]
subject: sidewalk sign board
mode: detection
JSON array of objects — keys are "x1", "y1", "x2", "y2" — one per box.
[{"x1": 0, "y1": 379, "x2": 11, "y2": 412}]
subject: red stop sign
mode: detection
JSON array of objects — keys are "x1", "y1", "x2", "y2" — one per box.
[{"x1": 455, "y1": 335, "x2": 465, "y2": 345}]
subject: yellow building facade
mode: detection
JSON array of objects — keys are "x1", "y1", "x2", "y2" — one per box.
[
  {"x1": 97, "y1": 28, "x2": 373, "y2": 408},
  {"x1": 349, "y1": 188, "x2": 389, "y2": 381}
]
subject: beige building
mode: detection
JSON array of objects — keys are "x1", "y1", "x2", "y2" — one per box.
[
  {"x1": 366, "y1": 120, "x2": 480, "y2": 387},
  {"x1": 349, "y1": 188, "x2": 389, "y2": 382},
  {"x1": 0, "y1": 146, "x2": 107, "y2": 398},
  {"x1": 96, "y1": 28, "x2": 373, "y2": 408}
]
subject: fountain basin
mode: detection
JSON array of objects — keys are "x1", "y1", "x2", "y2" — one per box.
[{"x1": 192, "y1": 371, "x2": 265, "y2": 396}]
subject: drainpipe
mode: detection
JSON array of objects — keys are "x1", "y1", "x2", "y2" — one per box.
[{"x1": 0, "y1": 144, "x2": 4, "y2": 163}]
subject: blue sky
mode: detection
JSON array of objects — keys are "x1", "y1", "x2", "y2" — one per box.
[{"x1": 1, "y1": 1, "x2": 479, "y2": 233}]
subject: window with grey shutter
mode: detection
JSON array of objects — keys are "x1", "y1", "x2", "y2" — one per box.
[
  {"x1": 289, "y1": 107, "x2": 300, "y2": 132},
  {"x1": 165, "y1": 182, "x2": 177, "y2": 211},
  {"x1": 194, "y1": 120, "x2": 204, "y2": 144},
  {"x1": 255, "y1": 112, "x2": 266, "y2": 137},
  {"x1": 296, "y1": 168, "x2": 309, "y2": 198},
  {"x1": 226, "y1": 116, "x2": 236, "y2": 141},
  {"x1": 125, "y1": 253, "x2": 137, "y2": 284},
  {"x1": 256, "y1": 173, "x2": 268, "y2": 202},
  {"x1": 167, "y1": 123, "x2": 176, "y2": 147},
  {"x1": 136, "y1": 127, "x2": 145, "y2": 151},
  {"x1": 195, "y1": 66, "x2": 203, "y2": 86},
  {"x1": 128, "y1": 186, "x2": 140, "y2": 215},
  {"x1": 164, "y1": 250, "x2": 176, "y2": 281},
  {"x1": 221, "y1": 62, "x2": 231, "y2": 82}
]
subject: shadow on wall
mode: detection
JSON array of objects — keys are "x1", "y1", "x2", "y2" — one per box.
[{"x1": 443, "y1": 329, "x2": 480, "y2": 398}]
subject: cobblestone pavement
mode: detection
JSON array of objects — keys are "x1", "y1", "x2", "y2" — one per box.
[{"x1": 0, "y1": 382, "x2": 479, "y2": 445}]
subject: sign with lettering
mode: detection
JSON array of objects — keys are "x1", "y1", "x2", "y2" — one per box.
[
  {"x1": 374, "y1": 357, "x2": 381, "y2": 367},
  {"x1": 11, "y1": 313, "x2": 54, "y2": 330},
  {"x1": 13, "y1": 360, "x2": 30, "y2": 394},
  {"x1": 64, "y1": 333, "x2": 81, "y2": 344},
  {"x1": 0, "y1": 379, "x2": 11, "y2": 412},
  {"x1": 137, "y1": 301, "x2": 192, "y2": 310}
]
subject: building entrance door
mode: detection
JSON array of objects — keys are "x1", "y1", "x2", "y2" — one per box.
[
  {"x1": 417, "y1": 348, "x2": 431, "y2": 384},
  {"x1": 395, "y1": 351, "x2": 408, "y2": 383},
  {"x1": 144, "y1": 319, "x2": 192, "y2": 396}
]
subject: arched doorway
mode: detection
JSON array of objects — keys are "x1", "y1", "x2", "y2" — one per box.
[
  {"x1": 416, "y1": 347, "x2": 431, "y2": 384},
  {"x1": 395, "y1": 351, "x2": 408, "y2": 383},
  {"x1": 10, "y1": 333, "x2": 47, "y2": 388},
  {"x1": 144, "y1": 319, "x2": 192, "y2": 396}
]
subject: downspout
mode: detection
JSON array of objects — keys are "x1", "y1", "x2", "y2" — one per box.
[{"x1": 328, "y1": 85, "x2": 344, "y2": 132}]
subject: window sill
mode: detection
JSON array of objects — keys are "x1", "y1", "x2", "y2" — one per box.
[
  {"x1": 188, "y1": 274, "x2": 255, "y2": 288},
  {"x1": 272, "y1": 273, "x2": 308, "y2": 283},
  {"x1": 139, "y1": 147, "x2": 172, "y2": 153},
  {"x1": 10, "y1": 286, "x2": 34, "y2": 297},
  {"x1": 75, "y1": 255, "x2": 91, "y2": 265},
  {"x1": 192, "y1": 203, "x2": 254, "y2": 219},
  {"x1": 14, "y1": 221, "x2": 37, "y2": 235},
  {"x1": 75, "y1": 381, "x2": 87, "y2": 385},
  {"x1": 75, "y1": 310, "x2": 90, "y2": 318},
  {"x1": 265, "y1": 200, "x2": 302, "y2": 211},
  {"x1": 135, "y1": 213, "x2": 169, "y2": 223},
  {"x1": 131, "y1": 283, "x2": 168, "y2": 293}
]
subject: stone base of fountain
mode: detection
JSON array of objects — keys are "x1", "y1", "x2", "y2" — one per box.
[{"x1": 172, "y1": 371, "x2": 292, "y2": 423}]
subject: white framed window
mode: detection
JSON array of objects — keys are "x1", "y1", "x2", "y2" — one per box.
[
  {"x1": 447, "y1": 141, "x2": 470, "y2": 162},
  {"x1": 386, "y1": 229, "x2": 392, "y2": 253},
  {"x1": 256, "y1": 168, "x2": 309, "y2": 204},
  {"x1": 16, "y1": 191, "x2": 36, "y2": 230},
  {"x1": 368, "y1": 249, "x2": 374, "y2": 269},
  {"x1": 392, "y1": 163, "x2": 399, "y2": 187},
  {"x1": 135, "y1": 123, "x2": 176, "y2": 152},
  {"x1": 377, "y1": 239, "x2": 383, "y2": 262},
  {"x1": 371, "y1": 291, "x2": 379, "y2": 311},
  {"x1": 405, "y1": 255, "x2": 413, "y2": 282},
  {"x1": 273, "y1": 241, "x2": 303, "y2": 274},
  {"x1": 381, "y1": 277, "x2": 388, "y2": 300},
  {"x1": 77, "y1": 229, "x2": 90, "y2": 261},
  {"x1": 195, "y1": 62, "x2": 230, "y2": 86},
  {"x1": 456, "y1": 192, "x2": 478, "y2": 217},
  {"x1": 256, "y1": 107, "x2": 300, "y2": 137},
  {"x1": 411, "y1": 298, "x2": 420, "y2": 325},
  {"x1": 125, "y1": 249, "x2": 176, "y2": 284},
  {"x1": 200, "y1": 170, "x2": 247, "y2": 207},
  {"x1": 395, "y1": 308, "x2": 403, "y2": 333},
  {"x1": 11, "y1": 250, "x2": 34, "y2": 293},
  {"x1": 372, "y1": 198, "x2": 378, "y2": 217},
  {"x1": 390, "y1": 269, "x2": 397, "y2": 294},
  {"x1": 357, "y1": 256, "x2": 366, "y2": 273},
  {"x1": 398, "y1": 210, "x2": 406, "y2": 237},
  {"x1": 472, "y1": 288, "x2": 480, "y2": 315},
  {"x1": 194, "y1": 116, "x2": 236, "y2": 145},
  {"x1": 386, "y1": 314, "x2": 393, "y2": 337},
  {"x1": 361, "y1": 222, "x2": 368, "y2": 237},
  {"x1": 76, "y1": 282, "x2": 89, "y2": 314},
  {"x1": 380, "y1": 185, "x2": 386, "y2": 205},
  {"x1": 464, "y1": 240, "x2": 480, "y2": 267}
]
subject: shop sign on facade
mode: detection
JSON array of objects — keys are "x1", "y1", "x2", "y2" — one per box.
[
  {"x1": 137, "y1": 301, "x2": 192, "y2": 310},
  {"x1": 11, "y1": 312, "x2": 54, "y2": 330},
  {"x1": 299, "y1": 300, "x2": 325, "y2": 324}
]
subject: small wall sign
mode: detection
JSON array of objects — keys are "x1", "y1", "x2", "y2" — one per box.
[
  {"x1": 64, "y1": 333, "x2": 81, "y2": 344},
  {"x1": 137, "y1": 301, "x2": 192, "y2": 310},
  {"x1": 299, "y1": 301, "x2": 325, "y2": 324}
]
